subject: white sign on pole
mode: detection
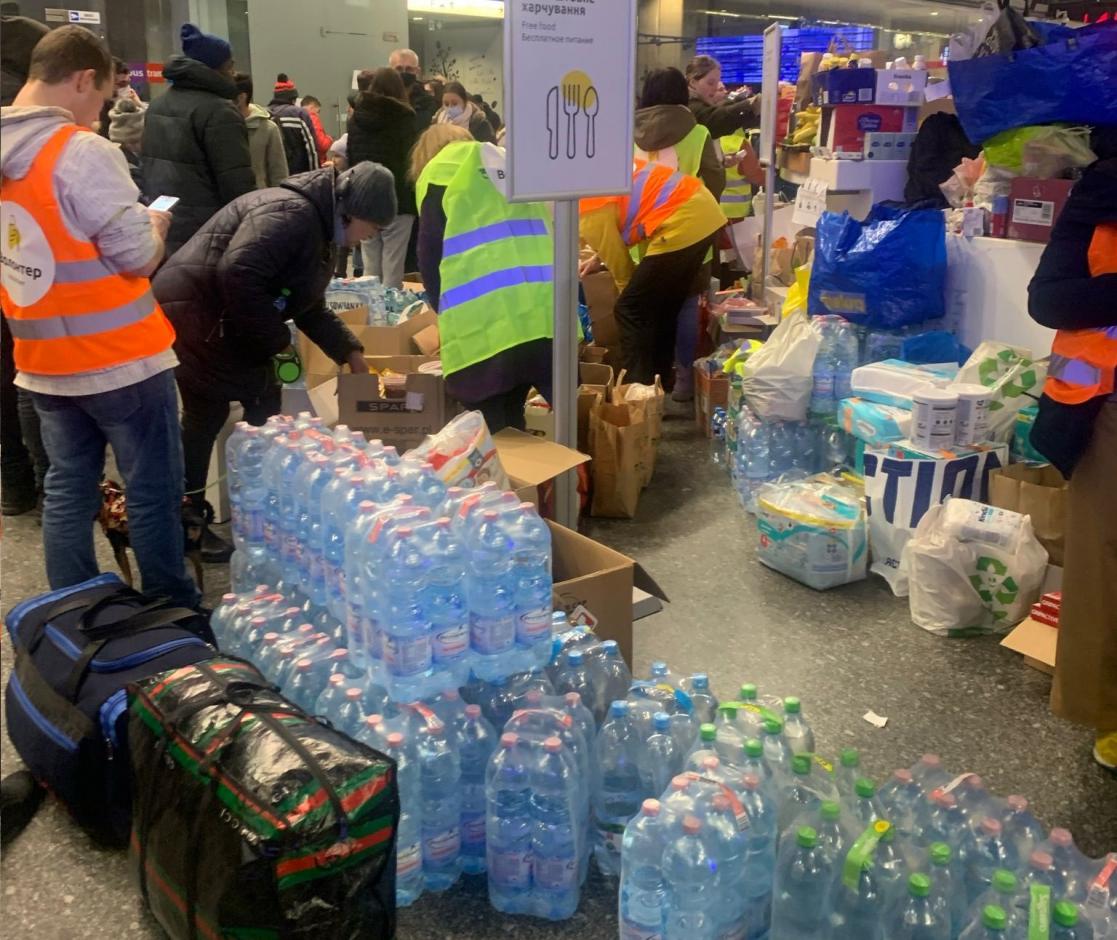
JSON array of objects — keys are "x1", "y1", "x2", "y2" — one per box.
[
  {"x1": 503, "y1": 0, "x2": 637, "y2": 202},
  {"x1": 759, "y1": 24, "x2": 782, "y2": 161},
  {"x1": 68, "y1": 9, "x2": 101, "y2": 23}
]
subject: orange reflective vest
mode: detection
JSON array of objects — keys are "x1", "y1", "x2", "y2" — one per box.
[
  {"x1": 0, "y1": 124, "x2": 174, "y2": 375},
  {"x1": 580, "y1": 160, "x2": 702, "y2": 248},
  {"x1": 1043, "y1": 223, "x2": 1117, "y2": 405}
]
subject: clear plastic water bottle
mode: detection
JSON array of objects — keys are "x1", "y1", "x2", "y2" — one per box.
[
  {"x1": 811, "y1": 317, "x2": 837, "y2": 416},
  {"x1": 835, "y1": 748, "x2": 861, "y2": 806},
  {"x1": 381, "y1": 524, "x2": 434, "y2": 703},
  {"x1": 287, "y1": 657, "x2": 329, "y2": 712},
  {"x1": 959, "y1": 904, "x2": 1010, "y2": 939},
  {"x1": 819, "y1": 424, "x2": 849, "y2": 471},
  {"x1": 593, "y1": 700, "x2": 643, "y2": 878},
  {"x1": 1050, "y1": 900, "x2": 1090, "y2": 940},
  {"x1": 965, "y1": 869, "x2": 1026, "y2": 938},
  {"x1": 781, "y1": 696, "x2": 815, "y2": 755},
  {"x1": 911, "y1": 754, "x2": 953, "y2": 792},
  {"x1": 686, "y1": 724, "x2": 719, "y2": 770},
  {"x1": 620, "y1": 799, "x2": 667, "y2": 940},
  {"x1": 740, "y1": 422, "x2": 771, "y2": 511},
  {"x1": 762, "y1": 718, "x2": 793, "y2": 788},
  {"x1": 715, "y1": 705, "x2": 745, "y2": 762},
  {"x1": 790, "y1": 422, "x2": 817, "y2": 474},
  {"x1": 663, "y1": 815, "x2": 717, "y2": 940},
  {"x1": 486, "y1": 733, "x2": 533, "y2": 914},
  {"x1": 778, "y1": 754, "x2": 828, "y2": 836},
  {"x1": 334, "y1": 685, "x2": 368, "y2": 736},
  {"x1": 418, "y1": 724, "x2": 462, "y2": 891},
  {"x1": 313, "y1": 672, "x2": 348, "y2": 717},
  {"x1": 397, "y1": 459, "x2": 447, "y2": 510},
  {"x1": 1019, "y1": 849, "x2": 1059, "y2": 904},
  {"x1": 955, "y1": 775, "x2": 1001, "y2": 823},
  {"x1": 851, "y1": 778, "x2": 885, "y2": 829},
  {"x1": 385, "y1": 731, "x2": 425, "y2": 906},
  {"x1": 962, "y1": 818, "x2": 1019, "y2": 906},
  {"x1": 681, "y1": 674, "x2": 718, "y2": 725},
  {"x1": 639, "y1": 713, "x2": 683, "y2": 798},
  {"x1": 815, "y1": 800, "x2": 851, "y2": 868},
  {"x1": 890, "y1": 872, "x2": 952, "y2": 940},
  {"x1": 999, "y1": 795, "x2": 1046, "y2": 864},
  {"x1": 292, "y1": 452, "x2": 330, "y2": 598},
  {"x1": 553, "y1": 650, "x2": 597, "y2": 724},
  {"x1": 740, "y1": 772, "x2": 777, "y2": 940},
  {"x1": 458, "y1": 704, "x2": 497, "y2": 875},
  {"x1": 769, "y1": 421, "x2": 795, "y2": 478},
  {"x1": 833, "y1": 317, "x2": 859, "y2": 401},
  {"x1": 504, "y1": 503, "x2": 554, "y2": 671},
  {"x1": 466, "y1": 509, "x2": 519, "y2": 681},
  {"x1": 921, "y1": 790, "x2": 969, "y2": 853},
  {"x1": 1039, "y1": 828, "x2": 1093, "y2": 902},
  {"x1": 828, "y1": 825, "x2": 892, "y2": 940},
  {"x1": 879, "y1": 768, "x2": 924, "y2": 840},
  {"x1": 771, "y1": 825, "x2": 835, "y2": 939},
  {"x1": 740, "y1": 738, "x2": 779, "y2": 807},
  {"x1": 928, "y1": 841, "x2": 968, "y2": 939},
  {"x1": 1083, "y1": 853, "x2": 1115, "y2": 938},
  {"x1": 530, "y1": 736, "x2": 580, "y2": 920}
]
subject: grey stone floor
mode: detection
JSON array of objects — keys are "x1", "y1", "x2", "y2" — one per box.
[{"x1": 1, "y1": 404, "x2": 1113, "y2": 939}]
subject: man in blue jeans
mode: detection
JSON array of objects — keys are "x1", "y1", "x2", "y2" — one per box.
[{"x1": 1, "y1": 25, "x2": 200, "y2": 610}]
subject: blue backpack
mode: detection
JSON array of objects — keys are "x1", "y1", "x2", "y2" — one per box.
[{"x1": 4, "y1": 573, "x2": 215, "y2": 844}]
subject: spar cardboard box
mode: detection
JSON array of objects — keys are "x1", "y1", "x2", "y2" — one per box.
[
  {"x1": 309, "y1": 354, "x2": 454, "y2": 452},
  {"x1": 300, "y1": 307, "x2": 439, "y2": 388},
  {"x1": 548, "y1": 521, "x2": 667, "y2": 666}
]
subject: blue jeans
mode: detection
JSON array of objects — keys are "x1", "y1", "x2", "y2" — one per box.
[{"x1": 31, "y1": 370, "x2": 201, "y2": 609}]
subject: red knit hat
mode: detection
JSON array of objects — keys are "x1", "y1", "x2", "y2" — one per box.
[{"x1": 274, "y1": 72, "x2": 296, "y2": 93}]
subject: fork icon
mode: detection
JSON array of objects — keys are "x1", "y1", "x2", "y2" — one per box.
[{"x1": 562, "y1": 83, "x2": 581, "y2": 160}]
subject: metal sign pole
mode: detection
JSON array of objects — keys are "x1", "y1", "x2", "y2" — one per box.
[
  {"x1": 757, "y1": 24, "x2": 782, "y2": 306},
  {"x1": 552, "y1": 200, "x2": 580, "y2": 528}
]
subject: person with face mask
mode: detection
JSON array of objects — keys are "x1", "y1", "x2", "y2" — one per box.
[
  {"x1": 434, "y1": 81, "x2": 494, "y2": 143},
  {"x1": 152, "y1": 162, "x2": 393, "y2": 539},
  {"x1": 140, "y1": 23, "x2": 254, "y2": 256},
  {"x1": 685, "y1": 55, "x2": 760, "y2": 138},
  {"x1": 389, "y1": 47, "x2": 436, "y2": 132}
]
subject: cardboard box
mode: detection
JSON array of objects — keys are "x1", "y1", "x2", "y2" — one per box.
[
  {"x1": 548, "y1": 520, "x2": 667, "y2": 666},
  {"x1": 493, "y1": 427, "x2": 590, "y2": 512},
  {"x1": 300, "y1": 307, "x2": 439, "y2": 388},
  {"x1": 310, "y1": 354, "x2": 452, "y2": 452},
  {"x1": 1008, "y1": 178, "x2": 1076, "y2": 244},
  {"x1": 814, "y1": 68, "x2": 877, "y2": 105},
  {"x1": 779, "y1": 146, "x2": 812, "y2": 176},
  {"x1": 695, "y1": 367, "x2": 730, "y2": 437},
  {"x1": 874, "y1": 68, "x2": 927, "y2": 106},
  {"x1": 1001, "y1": 616, "x2": 1057, "y2": 675},
  {"x1": 821, "y1": 104, "x2": 917, "y2": 156}
]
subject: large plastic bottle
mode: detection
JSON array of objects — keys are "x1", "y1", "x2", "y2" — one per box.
[
  {"x1": 486, "y1": 733, "x2": 533, "y2": 915},
  {"x1": 418, "y1": 724, "x2": 462, "y2": 891},
  {"x1": 458, "y1": 704, "x2": 497, "y2": 875},
  {"x1": 811, "y1": 316, "x2": 837, "y2": 416},
  {"x1": 827, "y1": 822, "x2": 893, "y2": 940},
  {"x1": 554, "y1": 650, "x2": 598, "y2": 723},
  {"x1": 965, "y1": 869, "x2": 1027, "y2": 939},
  {"x1": 504, "y1": 503, "x2": 554, "y2": 671},
  {"x1": 879, "y1": 768, "x2": 924, "y2": 840},
  {"x1": 619, "y1": 799, "x2": 667, "y2": 940},
  {"x1": 955, "y1": 775, "x2": 1001, "y2": 823},
  {"x1": 833, "y1": 316, "x2": 859, "y2": 401},
  {"x1": 380, "y1": 524, "x2": 434, "y2": 703},
  {"x1": 835, "y1": 748, "x2": 862, "y2": 807},
  {"x1": 594, "y1": 641, "x2": 633, "y2": 722},
  {"x1": 705, "y1": 793, "x2": 748, "y2": 940},
  {"x1": 740, "y1": 738, "x2": 779, "y2": 809},
  {"x1": 781, "y1": 697, "x2": 815, "y2": 756},
  {"x1": 419, "y1": 517, "x2": 472, "y2": 689},
  {"x1": 639, "y1": 713, "x2": 683, "y2": 799},
  {"x1": 1050, "y1": 900, "x2": 1090, "y2": 940},
  {"x1": 850, "y1": 778, "x2": 885, "y2": 829},
  {"x1": 928, "y1": 841, "x2": 968, "y2": 939},
  {"x1": 385, "y1": 731, "x2": 424, "y2": 906},
  {"x1": 715, "y1": 704, "x2": 746, "y2": 763},
  {"x1": 466, "y1": 509, "x2": 520, "y2": 681},
  {"x1": 291, "y1": 452, "x2": 330, "y2": 597},
  {"x1": 663, "y1": 815, "x2": 717, "y2": 940},
  {"x1": 593, "y1": 700, "x2": 643, "y2": 878},
  {"x1": 232, "y1": 427, "x2": 271, "y2": 560},
  {"x1": 770, "y1": 825, "x2": 835, "y2": 940},
  {"x1": 891, "y1": 872, "x2": 953, "y2": 940},
  {"x1": 999, "y1": 795, "x2": 1046, "y2": 864},
  {"x1": 740, "y1": 772, "x2": 777, "y2": 940},
  {"x1": 529, "y1": 736, "x2": 581, "y2": 920},
  {"x1": 322, "y1": 469, "x2": 375, "y2": 622},
  {"x1": 962, "y1": 818, "x2": 1019, "y2": 906},
  {"x1": 681, "y1": 674, "x2": 718, "y2": 725},
  {"x1": 1083, "y1": 852, "x2": 1115, "y2": 938},
  {"x1": 769, "y1": 421, "x2": 795, "y2": 477},
  {"x1": 911, "y1": 754, "x2": 953, "y2": 793},
  {"x1": 922, "y1": 790, "x2": 969, "y2": 854},
  {"x1": 1039, "y1": 828, "x2": 1093, "y2": 902},
  {"x1": 741, "y1": 422, "x2": 771, "y2": 511},
  {"x1": 958, "y1": 904, "x2": 1009, "y2": 940},
  {"x1": 778, "y1": 753, "x2": 835, "y2": 837},
  {"x1": 761, "y1": 718, "x2": 793, "y2": 788}
]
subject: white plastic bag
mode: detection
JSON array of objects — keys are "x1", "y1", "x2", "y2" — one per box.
[
  {"x1": 755, "y1": 475, "x2": 867, "y2": 590},
  {"x1": 405, "y1": 410, "x2": 510, "y2": 489},
  {"x1": 740, "y1": 309, "x2": 820, "y2": 422},
  {"x1": 904, "y1": 498, "x2": 1048, "y2": 636},
  {"x1": 956, "y1": 342, "x2": 1047, "y2": 442}
]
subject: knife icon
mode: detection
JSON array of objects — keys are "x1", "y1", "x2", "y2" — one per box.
[{"x1": 546, "y1": 85, "x2": 559, "y2": 160}]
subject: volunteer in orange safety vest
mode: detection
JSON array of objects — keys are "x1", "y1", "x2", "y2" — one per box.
[
  {"x1": 579, "y1": 159, "x2": 725, "y2": 388},
  {"x1": 1027, "y1": 140, "x2": 1117, "y2": 771}
]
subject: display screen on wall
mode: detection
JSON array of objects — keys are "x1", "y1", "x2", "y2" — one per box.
[{"x1": 696, "y1": 25, "x2": 875, "y2": 86}]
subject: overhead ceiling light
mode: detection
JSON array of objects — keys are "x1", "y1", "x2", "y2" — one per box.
[{"x1": 929, "y1": 9, "x2": 940, "y2": 14}]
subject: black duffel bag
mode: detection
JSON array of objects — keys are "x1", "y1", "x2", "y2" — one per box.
[
  {"x1": 129, "y1": 658, "x2": 398, "y2": 939},
  {"x1": 3, "y1": 573, "x2": 215, "y2": 844}
]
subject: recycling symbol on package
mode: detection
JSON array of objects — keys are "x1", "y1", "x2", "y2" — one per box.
[{"x1": 970, "y1": 555, "x2": 1019, "y2": 621}]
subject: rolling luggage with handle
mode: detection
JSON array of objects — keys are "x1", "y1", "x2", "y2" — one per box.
[{"x1": 3, "y1": 573, "x2": 214, "y2": 844}]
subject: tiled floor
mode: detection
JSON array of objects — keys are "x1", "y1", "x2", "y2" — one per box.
[{"x1": 1, "y1": 405, "x2": 1113, "y2": 938}]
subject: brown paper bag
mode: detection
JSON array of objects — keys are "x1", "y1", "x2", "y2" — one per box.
[
  {"x1": 612, "y1": 370, "x2": 664, "y2": 487},
  {"x1": 989, "y1": 463, "x2": 1067, "y2": 567},
  {"x1": 589, "y1": 401, "x2": 647, "y2": 518}
]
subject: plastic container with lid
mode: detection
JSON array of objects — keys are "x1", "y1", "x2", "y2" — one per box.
[
  {"x1": 912, "y1": 387, "x2": 959, "y2": 449},
  {"x1": 951, "y1": 383, "x2": 991, "y2": 446}
]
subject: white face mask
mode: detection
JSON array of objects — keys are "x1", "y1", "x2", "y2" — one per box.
[{"x1": 446, "y1": 104, "x2": 464, "y2": 120}]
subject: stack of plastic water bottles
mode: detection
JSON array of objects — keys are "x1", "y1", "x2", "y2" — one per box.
[{"x1": 613, "y1": 673, "x2": 1115, "y2": 940}]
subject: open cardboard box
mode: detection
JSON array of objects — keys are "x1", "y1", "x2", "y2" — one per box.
[
  {"x1": 1000, "y1": 565, "x2": 1062, "y2": 675},
  {"x1": 493, "y1": 428, "x2": 589, "y2": 509},
  {"x1": 301, "y1": 307, "x2": 439, "y2": 388},
  {"x1": 309, "y1": 353, "x2": 453, "y2": 452},
  {"x1": 548, "y1": 520, "x2": 667, "y2": 666}
]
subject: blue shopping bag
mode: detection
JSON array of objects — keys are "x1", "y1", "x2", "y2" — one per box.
[
  {"x1": 808, "y1": 204, "x2": 946, "y2": 330},
  {"x1": 948, "y1": 22, "x2": 1117, "y2": 144}
]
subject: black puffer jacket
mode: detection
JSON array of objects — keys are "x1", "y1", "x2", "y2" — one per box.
[
  {"x1": 347, "y1": 93, "x2": 418, "y2": 215},
  {"x1": 267, "y1": 96, "x2": 317, "y2": 176},
  {"x1": 140, "y1": 56, "x2": 255, "y2": 255},
  {"x1": 152, "y1": 168, "x2": 363, "y2": 402}
]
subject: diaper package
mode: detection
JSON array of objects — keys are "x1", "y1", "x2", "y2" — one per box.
[
  {"x1": 850, "y1": 359, "x2": 958, "y2": 409},
  {"x1": 838, "y1": 397, "x2": 912, "y2": 446}
]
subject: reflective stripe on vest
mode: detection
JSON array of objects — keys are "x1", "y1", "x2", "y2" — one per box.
[
  {"x1": 0, "y1": 124, "x2": 174, "y2": 375},
  {"x1": 622, "y1": 163, "x2": 690, "y2": 246},
  {"x1": 1042, "y1": 222, "x2": 1117, "y2": 404},
  {"x1": 423, "y1": 141, "x2": 554, "y2": 376}
]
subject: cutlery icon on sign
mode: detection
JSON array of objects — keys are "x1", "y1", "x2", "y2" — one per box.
[
  {"x1": 546, "y1": 85, "x2": 559, "y2": 160},
  {"x1": 584, "y1": 86, "x2": 599, "y2": 159},
  {"x1": 562, "y1": 82, "x2": 580, "y2": 160}
]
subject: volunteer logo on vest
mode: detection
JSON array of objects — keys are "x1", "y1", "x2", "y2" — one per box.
[{"x1": 0, "y1": 202, "x2": 55, "y2": 307}]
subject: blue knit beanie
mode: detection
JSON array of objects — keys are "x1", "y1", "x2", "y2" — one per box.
[{"x1": 180, "y1": 23, "x2": 231, "y2": 71}]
